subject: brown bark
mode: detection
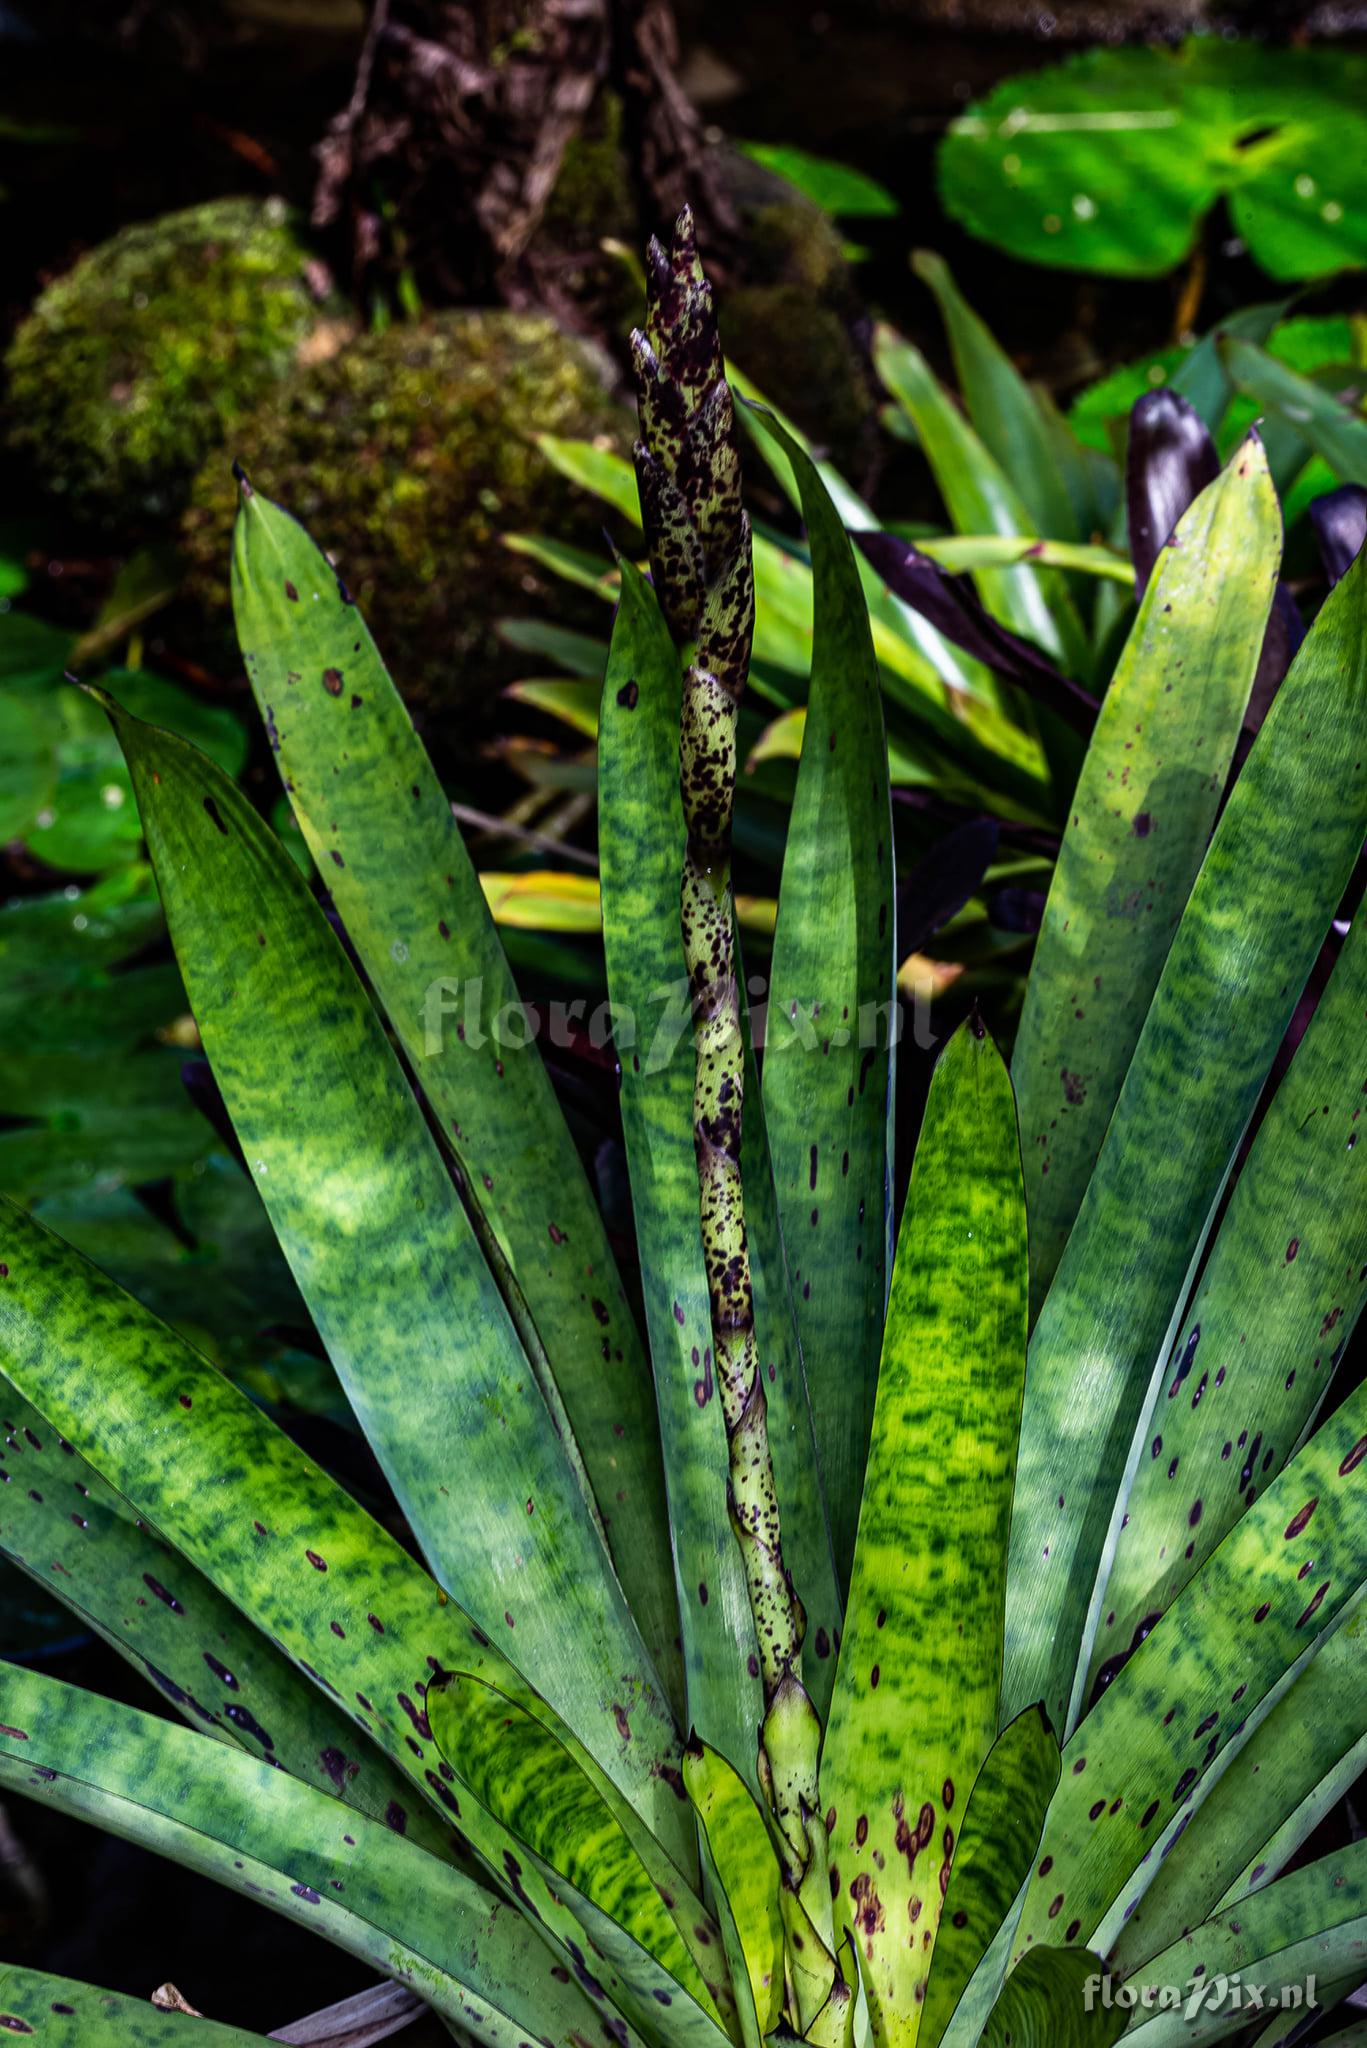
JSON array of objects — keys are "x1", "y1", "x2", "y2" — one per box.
[{"x1": 313, "y1": 0, "x2": 736, "y2": 306}]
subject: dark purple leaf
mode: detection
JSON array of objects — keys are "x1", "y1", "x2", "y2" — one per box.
[
  {"x1": 986, "y1": 886, "x2": 1047, "y2": 935},
  {"x1": 896, "y1": 818, "x2": 999, "y2": 955},
  {"x1": 1245, "y1": 580, "x2": 1306, "y2": 737},
  {"x1": 180, "y1": 1058, "x2": 246, "y2": 1171},
  {"x1": 1310, "y1": 485, "x2": 1367, "y2": 587},
  {"x1": 1126, "y1": 388, "x2": 1219, "y2": 594},
  {"x1": 853, "y1": 528, "x2": 1097, "y2": 734}
]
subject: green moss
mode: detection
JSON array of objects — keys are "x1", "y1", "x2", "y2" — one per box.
[
  {"x1": 743, "y1": 199, "x2": 850, "y2": 296},
  {"x1": 180, "y1": 310, "x2": 628, "y2": 709},
  {"x1": 4, "y1": 197, "x2": 341, "y2": 528},
  {"x1": 721, "y1": 282, "x2": 872, "y2": 473}
]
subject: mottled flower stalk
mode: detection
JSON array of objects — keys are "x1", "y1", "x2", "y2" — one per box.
[{"x1": 631, "y1": 210, "x2": 843, "y2": 2037}]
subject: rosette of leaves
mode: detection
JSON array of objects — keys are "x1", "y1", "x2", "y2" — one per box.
[{"x1": 0, "y1": 215, "x2": 1365, "y2": 2048}]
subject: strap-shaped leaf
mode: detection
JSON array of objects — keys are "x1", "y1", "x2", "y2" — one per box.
[
  {"x1": 0, "y1": 1965, "x2": 273, "y2": 2046},
  {"x1": 683, "y1": 1736, "x2": 786, "y2": 2048},
  {"x1": 229, "y1": 486, "x2": 678, "y2": 1696},
  {"x1": 96, "y1": 696, "x2": 680, "y2": 1801},
  {"x1": 1005, "y1": 544, "x2": 1367, "y2": 1731},
  {"x1": 1222, "y1": 338, "x2": 1367, "y2": 487},
  {"x1": 978, "y1": 1950, "x2": 1127, "y2": 2048},
  {"x1": 873, "y1": 324, "x2": 1089, "y2": 676},
  {"x1": 1011, "y1": 439, "x2": 1280, "y2": 1313},
  {"x1": 912, "y1": 252, "x2": 1087, "y2": 546},
  {"x1": 1090, "y1": 891, "x2": 1367, "y2": 1704},
  {"x1": 751, "y1": 408, "x2": 897, "y2": 1588},
  {"x1": 0, "y1": 1385, "x2": 456, "y2": 1858},
  {"x1": 598, "y1": 561, "x2": 838, "y2": 1771},
  {"x1": 1110, "y1": 1600, "x2": 1367, "y2": 1971},
  {"x1": 1125, "y1": 1841, "x2": 1367, "y2": 2047},
  {"x1": 427, "y1": 1674, "x2": 734, "y2": 2048},
  {"x1": 0, "y1": 1663, "x2": 607, "y2": 2048},
  {"x1": 1011, "y1": 1378, "x2": 1367, "y2": 1959},
  {"x1": 821, "y1": 1019, "x2": 1027, "y2": 2045},
  {"x1": 921, "y1": 1705, "x2": 1061, "y2": 2048},
  {"x1": 0, "y1": 1197, "x2": 693, "y2": 1871}
]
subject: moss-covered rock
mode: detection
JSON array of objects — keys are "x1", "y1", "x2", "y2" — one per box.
[
  {"x1": 4, "y1": 197, "x2": 343, "y2": 529},
  {"x1": 180, "y1": 310, "x2": 628, "y2": 711}
]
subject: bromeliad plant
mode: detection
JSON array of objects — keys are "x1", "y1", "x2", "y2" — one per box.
[{"x1": 1, "y1": 210, "x2": 1367, "y2": 2048}]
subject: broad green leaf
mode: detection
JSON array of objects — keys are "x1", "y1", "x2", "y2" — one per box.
[
  {"x1": 1090, "y1": 893, "x2": 1367, "y2": 1701},
  {"x1": 0, "y1": 1663, "x2": 608, "y2": 2048},
  {"x1": 873, "y1": 324, "x2": 1088, "y2": 677},
  {"x1": 0, "y1": 1381, "x2": 456, "y2": 1858},
  {"x1": 939, "y1": 42, "x2": 1367, "y2": 281},
  {"x1": 598, "y1": 561, "x2": 838, "y2": 1778},
  {"x1": 750, "y1": 411, "x2": 897, "y2": 1590},
  {"x1": 1222, "y1": 338, "x2": 1367, "y2": 486},
  {"x1": 1110, "y1": 1601, "x2": 1367, "y2": 1971},
  {"x1": 738, "y1": 143, "x2": 898, "y2": 218},
  {"x1": 683, "y1": 1737, "x2": 785, "y2": 2047},
  {"x1": 428, "y1": 1672, "x2": 734, "y2": 2048},
  {"x1": 1004, "y1": 545, "x2": 1367, "y2": 1732},
  {"x1": 1011, "y1": 439, "x2": 1280, "y2": 1313},
  {"x1": 230, "y1": 486, "x2": 678, "y2": 1697},
  {"x1": 921, "y1": 1706, "x2": 1061, "y2": 2048},
  {"x1": 0, "y1": 1050, "x2": 210, "y2": 1201},
  {"x1": 978, "y1": 1950, "x2": 1126, "y2": 2048},
  {"x1": 821, "y1": 1020, "x2": 1027, "y2": 2046},
  {"x1": 1125, "y1": 1842, "x2": 1367, "y2": 2045},
  {"x1": 6, "y1": 962, "x2": 185, "y2": 1058},
  {"x1": 100, "y1": 697, "x2": 682, "y2": 1812},
  {"x1": 912, "y1": 251, "x2": 1082, "y2": 543},
  {"x1": 0, "y1": 692, "x2": 53, "y2": 843},
  {"x1": 1011, "y1": 1379, "x2": 1367, "y2": 1959},
  {"x1": 0, "y1": 1197, "x2": 693, "y2": 1872},
  {"x1": 0, "y1": 1965, "x2": 274, "y2": 2046}
]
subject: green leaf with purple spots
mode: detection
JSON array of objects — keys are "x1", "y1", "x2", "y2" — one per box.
[
  {"x1": 1010, "y1": 1376, "x2": 1367, "y2": 1962},
  {"x1": 0, "y1": 1382, "x2": 457, "y2": 1859},
  {"x1": 747, "y1": 407, "x2": 897, "y2": 1590},
  {"x1": 228, "y1": 484, "x2": 679, "y2": 1702},
  {"x1": 1122, "y1": 1841, "x2": 1367, "y2": 2046},
  {"x1": 1011, "y1": 436, "x2": 1280, "y2": 1315},
  {"x1": 598, "y1": 559, "x2": 839, "y2": 1772},
  {"x1": 0, "y1": 1965, "x2": 274, "y2": 2046},
  {"x1": 428, "y1": 1672, "x2": 735, "y2": 2048},
  {"x1": 820, "y1": 1019, "x2": 1027, "y2": 2047},
  {"x1": 95, "y1": 694, "x2": 682, "y2": 1815},
  {"x1": 0, "y1": 1662, "x2": 607, "y2": 2048},
  {"x1": 682, "y1": 1736, "x2": 786, "y2": 2048},
  {"x1": 920, "y1": 1705, "x2": 1061, "y2": 2048},
  {"x1": 0, "y1": 1196, "x2": 694, "y2": 1874},
  {"x1": 1004, "y1": 543, "x2": 1367, "y2": 1735},
  {"x1": 1087, "y1": 891, "x2": 1367, "y2": 1712},
  {"x1": 976, "y1": 1949, "x2": 1127, "y2": 2048},
  {"x1": 1110, "y1": 1601, "x2": 1367, "y2": 1973}
]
